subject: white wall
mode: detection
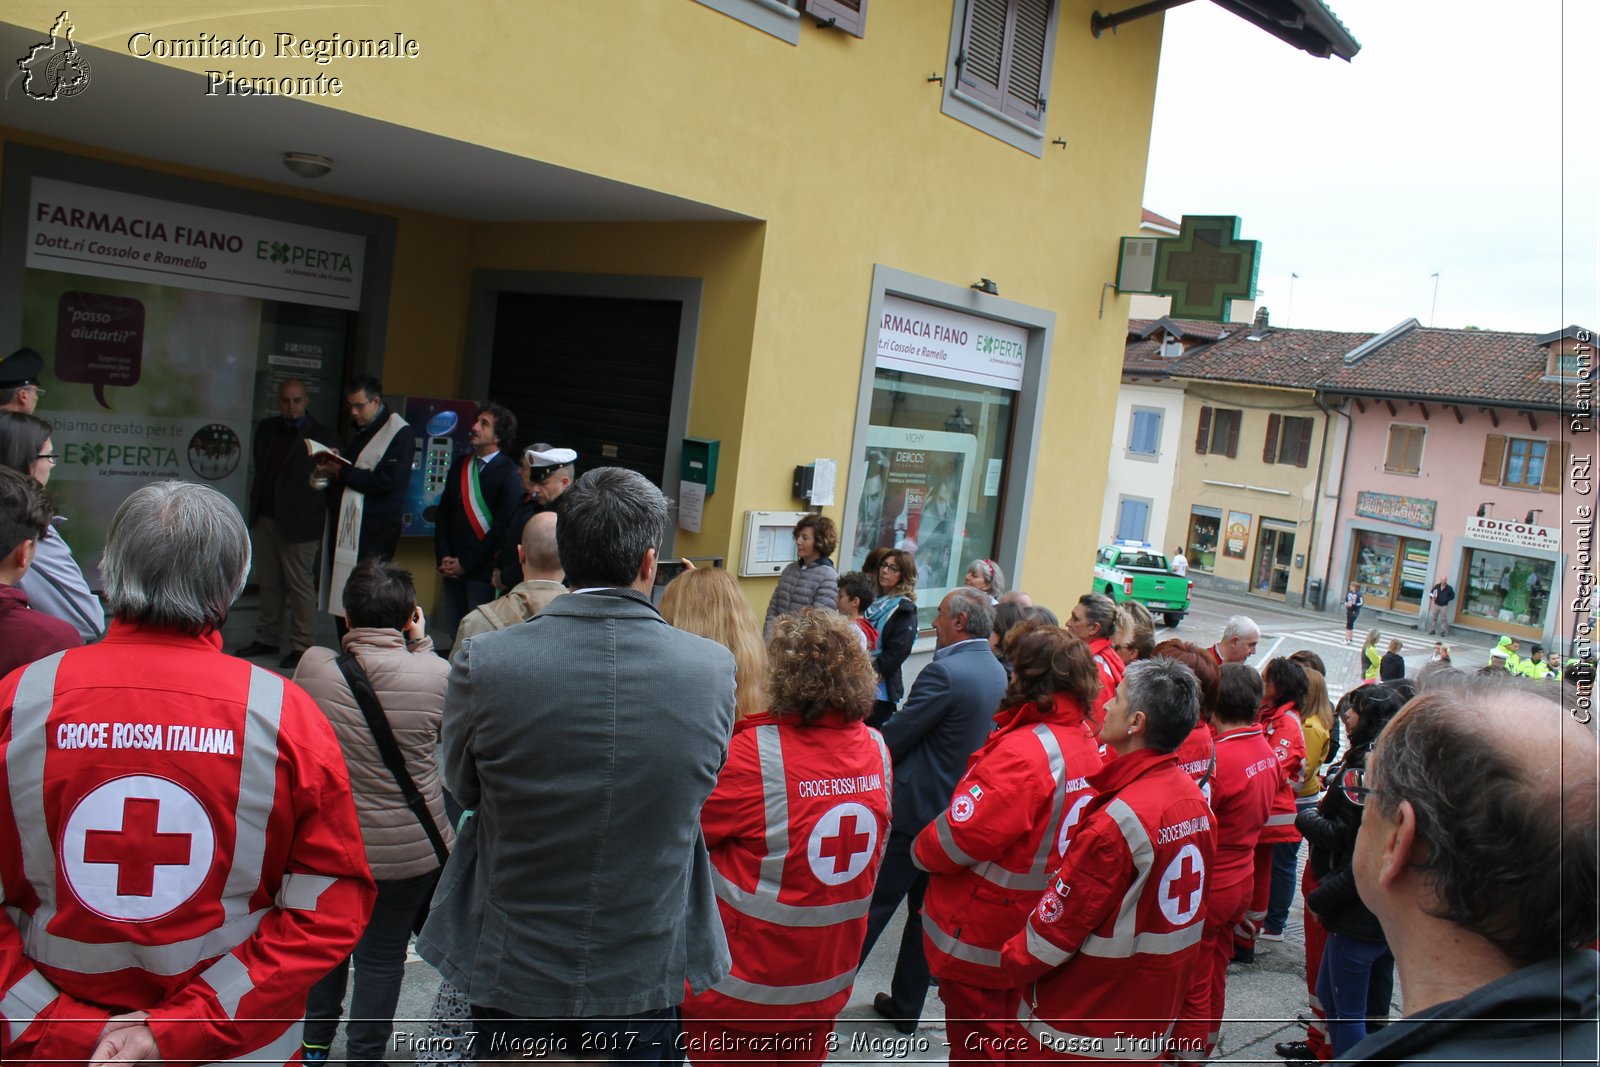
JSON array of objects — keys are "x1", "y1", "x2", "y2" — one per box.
[{"x1": 1099, "y1": 380, "x2": 1187, "y2": 549}]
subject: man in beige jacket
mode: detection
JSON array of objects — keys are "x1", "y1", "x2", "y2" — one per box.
[{"x1": 454, "y1": 509, "x2": 565, "y2": 645}]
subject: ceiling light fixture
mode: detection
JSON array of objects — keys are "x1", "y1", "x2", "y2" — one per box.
[{"x1": 282, "y1": 152, "x2": 334, "y2": 180}]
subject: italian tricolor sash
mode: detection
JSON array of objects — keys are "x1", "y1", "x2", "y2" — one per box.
[{"x1": 462, "y1": 457, "x2": 491, "y2": 540}]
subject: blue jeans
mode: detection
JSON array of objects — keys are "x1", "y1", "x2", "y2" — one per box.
[
  {"x1": 1317, "y1": 931, "x2": 1395, "y2": 1057},
  {"x1": 1265, "y1": 839, "x2": 1301, "y2": 933},
  {"x1": 305, "y1": 869, "x2": 440, "y2": 1065}
]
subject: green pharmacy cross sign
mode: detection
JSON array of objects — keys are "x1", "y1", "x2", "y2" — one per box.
[{"x1": 1116, "y1": 215, "x2": 1261, "y2": 322}]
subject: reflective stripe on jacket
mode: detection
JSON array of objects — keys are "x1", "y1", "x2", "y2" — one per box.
[
  {"x1": 913, "y1": 694, "x2": 1103, "y2": 988},
  {"x1": 683, "y1": 711, "x2": 891, "y2": 1024},
  {"x1": 0, "y1": 625, "x2": 374, "y2": 1064},
  {"x1": 1000, "y1": 748, "x2": 1216, "y2": 1061}
]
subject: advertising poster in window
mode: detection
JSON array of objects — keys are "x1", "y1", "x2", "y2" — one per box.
[
  {"x1": 18, "y1": 178, "x2": 363, "y2": 582},
  {"x1": 852, "y1": 426, "x2": 977, "y2": 596},
  {"x1": 1223, "y1": 510, "x2": 1252, "y2": 559}
]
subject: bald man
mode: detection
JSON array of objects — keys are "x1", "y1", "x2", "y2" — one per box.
[
  {"x1": 454, "y1": 509, "x2": 565, "y2": 646},
  {"x1": 236, "y1": 378, "x2": 335, "y2": 669},
  {"x1": 1348, "y1": 678, "x2": 1597, "y2": 1063}
]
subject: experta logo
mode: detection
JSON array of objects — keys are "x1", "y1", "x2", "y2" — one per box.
[
  {"x1": 257, "y1": 239, "x2": 354, "y2": 276},
  {"x1": 16, "y1": 11, "x2": 92, "y2": 100}
]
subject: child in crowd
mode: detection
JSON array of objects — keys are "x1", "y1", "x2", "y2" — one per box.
[{"x1": 836, "y1": 570, "x2": 878, "y2": 653}]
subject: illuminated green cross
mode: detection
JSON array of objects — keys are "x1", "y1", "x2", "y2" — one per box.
[{"x1": 1152, "y1": 215, "x2": 1261, "y2": 322}]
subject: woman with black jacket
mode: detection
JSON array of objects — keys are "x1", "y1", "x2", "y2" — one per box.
[
  {"x1": 1295, "y1": 683, "x2": 1407, "y2": 1059},
  {"x1": 863, "y1": 548, "x2": 918, "y2": 729}
]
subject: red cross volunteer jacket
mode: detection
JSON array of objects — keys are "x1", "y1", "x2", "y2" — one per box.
[
  {"x1": 0, "y1": 625, "x2": 375, "y2": 1065},
  {"x1": 1256, "y1": 702, "x2": 1306, "y2": 845},
  {"x1": 1207, "y1": 725, "x2": 1279, "y2": 890},
  {"x1": 1086, "y1": 638, "x2": 1125, "y2": 724},
  {"x1": 682, "y1": 710, "x2": 892, "y2": 1027},
  {"x1": 1001, "y1": 747, "x2": 1216, "y2": 1061},
  {"x1": 911, "y1": 693, "x2": 1103, "y2": 989}
]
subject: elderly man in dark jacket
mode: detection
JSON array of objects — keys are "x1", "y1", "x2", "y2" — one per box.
[
  {"x1": 858, "y1": 586, "x2": 1007, "y2": 1033},
  {"x1": 236, "y1": 378, "x2": 334, "y2": 669}
]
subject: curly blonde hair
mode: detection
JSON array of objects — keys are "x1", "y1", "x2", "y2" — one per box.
[
  {"x1": 660, "y1": 567, "x2": 767, "y2": 718},
  {"x1": 767, "y1": 608, "x2": 877, "y2": 725}
]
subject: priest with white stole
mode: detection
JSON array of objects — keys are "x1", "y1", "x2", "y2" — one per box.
[{"x1": 312, "y1": 375, "x2": 415, "y2": 623}]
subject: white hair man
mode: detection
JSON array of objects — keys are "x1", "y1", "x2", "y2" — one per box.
[
  {"x1": 1210, "y1": 615, "x2": 1260, "y2": 666},
  {"x1": 1348, "y1": 679, "x2": 1597, "y2": 1062},
  {"x1": 0, "y1": 482, "x2": 374, "y2": 1064}
]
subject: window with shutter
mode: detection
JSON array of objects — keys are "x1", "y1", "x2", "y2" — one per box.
[
  {"x1": 1384, "y1": 425, "x2": 1425, "y2": 475},
  {"x1": 1116, "y1": 497, "x2": 1151, "y2": 542},
  {"x1": 1480, "y1": 435, "x2": 1507, "y2": 485},
  {"x1": 803, "y1": 0, "x2": 867, "y2": 37},
  {"x1": 1272, "y1": 415, "x2": 1315, "y2": 468},
  {"x1": 1207, "y1": 408, "x2": 1242, "y2": 458},
  {"x1": 1127, "y1": 408, "x2": 1162, "y2": 457},
  {"x1": 1263, "y1": 413, "x2": 1281, "y2": 464},
  {"x1": 942, "y1": 0, "x2": 1060, "y2": 156}
]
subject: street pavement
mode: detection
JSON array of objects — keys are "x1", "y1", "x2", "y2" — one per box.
[{"x1": 216, "y1": 589, "x2": 1489, "y2": 1064}]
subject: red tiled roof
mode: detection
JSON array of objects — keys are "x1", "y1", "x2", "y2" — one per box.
[
  {"x1": 1141, "y1": 208, "x2": 1181, "y2": 231},
  {"x1": 1121, "y1": 319, "x2": 1584, "y2": 409}
]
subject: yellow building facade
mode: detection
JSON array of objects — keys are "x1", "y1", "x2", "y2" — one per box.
[{"x1": 2, "y1": 2, "x2": 1352, "y2": 623}]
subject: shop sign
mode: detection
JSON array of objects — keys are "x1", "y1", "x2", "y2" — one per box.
[
  {"x1": 1465, "y1": 516, "x2": 1560, "y2": 552},
  {"x1": 876, "y1": 294, "x2": 1026, "y2": 390},
  {"x1": 1356, "y1": 491, "x2": 1437, "y2": 530},
  {"x1": 27, "y1": 177, "x2": 365, "y2": 310}
]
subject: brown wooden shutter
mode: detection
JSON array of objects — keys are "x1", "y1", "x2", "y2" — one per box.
[
  {"x1": 957, "y1": 0, "x2": 1010, "y2": 111},
  {"x1": 1223, "y1": 411, "x2": 1240, "y2": 458},
  {"x1": 1295, "y1": 418, "x2": 1313, "y2": 467},
  {"x1": 1407, "y1": 428, "x2": 1424, "y2": 472},
  {"x1": 1195, "y1": 406, "x2": 1212, "y2": 454},
  {"x1": 1480, "y1": 435, "x2": 1506, "y2": 485},
  {"x1": 1001, "y1": 0, "x2": 1051, "y2": 127},
  {"x1": 1263, "y1": 413, "x2": 1281, "y2": 464},
  {"x1": 1543, "y1": 440, "x2": 1569, "y2": 493},
  {"x1": 1384, "y1": 427, "x2": 1403, "y2": 470},
  {"x1": 804, "y1": 0, "x2": 868, "y2": 38}
]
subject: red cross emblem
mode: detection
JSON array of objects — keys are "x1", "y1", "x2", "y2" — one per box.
[
  {"x1": 1157, "y1": 843, "x2": 1206, "y2": 925},
  {"x1": 63, "y1": 775, "x2": 216, "y2": 922},
  {"x1": 819, "y1": 813, "x2": 870, "y2": 875},
  {"x1": 84, "y1": 797, "x2": 194, "y2": 897},
  {"x1": 807, "y1": 801, "x2": 879, "y2": 886}
]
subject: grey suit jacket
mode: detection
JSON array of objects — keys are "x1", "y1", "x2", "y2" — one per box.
[
  {"x1": 879, "y1": 638, "x2": 1007, "y2": 836},
  {"x1": 418, "y1": 589, "x2": 736, "y2": 1016}
]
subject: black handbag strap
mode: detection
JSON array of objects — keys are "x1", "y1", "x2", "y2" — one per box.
[{"x1": 335, "y1": 650, "x2": 449, "y2": 865}]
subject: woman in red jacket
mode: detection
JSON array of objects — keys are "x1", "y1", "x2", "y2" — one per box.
[
  {"x1": 682, "y1": 609, "x2": 892, "y2": 1066},
  {"x1": 1236, "y1": 656, "x2": 1308, "y2": 963},
  {"x1": 912, "y1": 621, "x2": 1105, "y2": 1063}
]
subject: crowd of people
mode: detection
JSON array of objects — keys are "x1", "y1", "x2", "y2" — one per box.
[{"x1": 0, "y1": 359, "x2": 1595, "y2": 1066}]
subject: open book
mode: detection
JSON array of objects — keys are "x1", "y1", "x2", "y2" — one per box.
[{"x1": 304, "y1": 438, "x2": 352, "y2": 465}]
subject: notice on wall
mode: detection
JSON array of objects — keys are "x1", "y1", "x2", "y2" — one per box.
[
  {"x1": 678, "y1": 480, "x2": 706, "y2": 533},
  {"x1": 27, "y1": 177, "x2": 366, "y2": 310}
]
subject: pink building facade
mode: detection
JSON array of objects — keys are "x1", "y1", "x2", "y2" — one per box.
[{"x1": 1328, "y1": 327, "x2": 1592, "y2": 654}]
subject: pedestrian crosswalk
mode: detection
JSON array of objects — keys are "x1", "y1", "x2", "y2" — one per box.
[{"x1": 1253, "y1": 627, "x2": 1460, "y2": 702}]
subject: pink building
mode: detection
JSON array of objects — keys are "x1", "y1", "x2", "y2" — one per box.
[{"x1": 1328, "y1": 323, "x2": 1593, "y2": 653}]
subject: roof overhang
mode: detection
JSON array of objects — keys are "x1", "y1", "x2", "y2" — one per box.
[{"x1": 1208, "y1": 0, "x2": 1360, "y2": 61}]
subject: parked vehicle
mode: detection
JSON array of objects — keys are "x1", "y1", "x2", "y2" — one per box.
[{"x1": 1094, "y1": 540, "x2": 1193, "y2": 627}]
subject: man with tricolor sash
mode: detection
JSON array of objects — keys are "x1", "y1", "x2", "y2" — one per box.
[{"x1": 434, "y1": 402, "x2": 521, "y2": 647}]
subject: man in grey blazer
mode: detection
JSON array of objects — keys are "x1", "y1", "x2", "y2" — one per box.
[
  {"x1": 424, "y1": 466, "x2": 735, "y2": 1062},
  {"x1": 859, "y1": 586, "x2": 1007, "y2": 1032}
]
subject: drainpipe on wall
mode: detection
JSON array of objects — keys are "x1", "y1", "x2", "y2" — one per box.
[{"x1": 1309, "y1": 392, "x2": 1351, "y2": 610}]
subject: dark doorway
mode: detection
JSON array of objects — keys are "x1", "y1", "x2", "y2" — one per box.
[{"x1": 488, "y1": 293, "x2": 683, "y2": 484}]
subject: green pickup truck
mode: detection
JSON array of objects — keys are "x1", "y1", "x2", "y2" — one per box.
[{"x1": 1094, "y1": 541, "x2": 1192, "y2": 628}]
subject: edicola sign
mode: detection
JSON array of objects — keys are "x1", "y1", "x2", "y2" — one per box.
[{"x1": 1465, "y1": 516, "x2": 1560, "y2": 552}]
